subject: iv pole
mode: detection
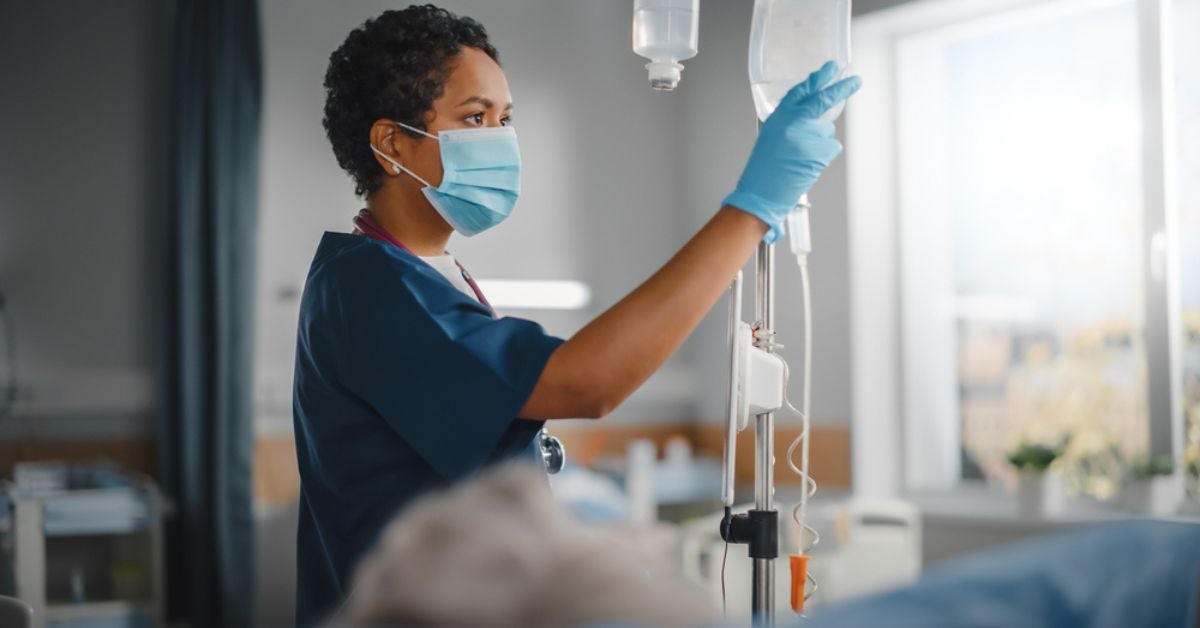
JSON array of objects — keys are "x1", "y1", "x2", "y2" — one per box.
[
  {"x1": 734, "y1": 0, "x2": 847, "y2": 618},
  {"x1": 752, "y1": 241, "x2": 777, "y2": 622}
]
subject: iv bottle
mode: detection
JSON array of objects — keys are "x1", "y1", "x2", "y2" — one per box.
[
  {"x1": 749, "y1": 0, "x2": 852, "y2": 121},
  {"x1": 632, "y1": 0, "x2": 699, "y2": 91}
]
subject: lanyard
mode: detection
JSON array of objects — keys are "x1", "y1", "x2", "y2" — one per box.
[{"x1": 353, "y1": 209, "x2": 496, "y2": 315}]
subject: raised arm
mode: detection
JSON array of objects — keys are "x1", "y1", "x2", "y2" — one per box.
[{"x1": 520, "y1": 63, "x2": 862, "y2": 420}]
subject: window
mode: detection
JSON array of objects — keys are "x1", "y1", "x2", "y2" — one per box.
[
  {"x1": 1177, "y1": 0, "x2": 1200, "y2": 493},
  {"x1": 848, "y1": 0, "x2": 1192, "y2": 498}
]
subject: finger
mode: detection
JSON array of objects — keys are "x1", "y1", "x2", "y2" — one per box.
[
  {"x1": 794, "y1": 75, "x2": 862, "y2": 119},
  {"x1": 782, "y1": 60, "x2": 841, "y2": 106},
  {"x1": 809, "y1": 60, "x2": 842, "y2": 90}
]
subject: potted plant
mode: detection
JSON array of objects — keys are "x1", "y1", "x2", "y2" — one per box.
[
  {"x1": 1119, "y1": 454, "x2": 1183, "y2": 516},
  {"x1": 1008, "y1": 439, "x2": 1068, "y2": 517}
]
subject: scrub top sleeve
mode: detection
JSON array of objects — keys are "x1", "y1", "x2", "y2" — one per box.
[{"x1": 340, "y1": 265, "x2": 564, "y2": 482}]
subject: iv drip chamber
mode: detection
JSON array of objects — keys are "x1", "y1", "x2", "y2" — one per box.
[
  {"x1": 749, "y1": 0, "x2": 852, "y2": 121},
  {"x1": 632, "y1": 0, "x2": 699, "y2": 91}
]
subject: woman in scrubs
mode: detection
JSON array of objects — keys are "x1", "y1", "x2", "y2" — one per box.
[{"x1": 294, "y1": 4, "x2": 860, "y2": 622}]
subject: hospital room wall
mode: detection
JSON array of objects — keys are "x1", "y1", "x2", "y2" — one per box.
[{"x1": 0, "y1": 2, "x2": 171, "y2": 455}]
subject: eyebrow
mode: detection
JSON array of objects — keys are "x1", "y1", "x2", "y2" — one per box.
[{"x1": 456, "y1": 96, "x2": 514, "y2": 111}]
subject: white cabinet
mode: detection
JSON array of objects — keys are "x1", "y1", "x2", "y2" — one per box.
[{"x1": 3, "y1": 465, "x2": 163, "y2": 628}]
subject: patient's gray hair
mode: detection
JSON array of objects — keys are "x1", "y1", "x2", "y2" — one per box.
[{"x1": 335, "y1": 463, "x2": 719, "y2": 627}]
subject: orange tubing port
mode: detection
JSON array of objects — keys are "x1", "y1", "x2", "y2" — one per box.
[{"x1": 789, "y1": 554, "x2": 809, "y2": 614}]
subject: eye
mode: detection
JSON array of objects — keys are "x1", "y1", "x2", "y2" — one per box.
[
  {"x1": 500, "y1": 115, "x2": 513, "y2": 127},
  {"x1": 466, "y1": 112, "x2": 485, "y2": 126}
]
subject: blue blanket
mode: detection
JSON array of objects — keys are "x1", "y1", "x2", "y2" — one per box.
[{"x1": 802, "y1": 520, "x2": 1200, "y2": 628}]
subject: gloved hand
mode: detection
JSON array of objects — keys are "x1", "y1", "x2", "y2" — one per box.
[{"x1": 723, "y1": 61, "x2": 862, "y2": 243}]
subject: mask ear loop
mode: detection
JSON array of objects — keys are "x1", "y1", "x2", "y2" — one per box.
[
  {"x1": 393, "y1": 120, "x2": 439, "y2": 140},
  {"x1": 370, "y1": 121, "x2": 439, "y2": 184},
  {"x1": 369, "y1": 144, "x2": 433, "y2": 187}
]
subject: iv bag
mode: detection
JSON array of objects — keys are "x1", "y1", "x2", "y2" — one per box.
[
  {"x1": 749, "y1": 0, "x2": 852, "y2": 122},
  {"x1": 632, "y1": 0, "x2": 699, "y2": 91}
]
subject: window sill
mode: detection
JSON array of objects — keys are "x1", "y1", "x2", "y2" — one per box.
[{"x1": 909, "y1": 485, "x2": 1200, "y2": 525}]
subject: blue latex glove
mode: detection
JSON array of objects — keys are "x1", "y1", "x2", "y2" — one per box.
[{"x1": 723, "y1": 61, "x2": 863, "y2": 243}]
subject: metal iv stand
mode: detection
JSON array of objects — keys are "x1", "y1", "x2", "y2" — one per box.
[
  {"x1": 720, "y1": 238, "x2": 780, "y2": 626},
  {"x1": 752, "y1": 241, "x2": 778, "y2": 621}
]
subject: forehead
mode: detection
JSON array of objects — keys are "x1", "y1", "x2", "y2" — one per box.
[{"x1": 439, "y1": 46, "x2": 510, "y2": 105}]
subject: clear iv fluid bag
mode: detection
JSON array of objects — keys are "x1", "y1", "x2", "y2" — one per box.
[
  {"x1": 749, "y1": 0, "x2": 851, "y2": 122},
  {"x1": 632, "y1": 0, "x2": 699, "y2": 91}
]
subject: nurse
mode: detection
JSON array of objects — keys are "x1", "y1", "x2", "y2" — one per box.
[{"x1": 294, "y1": 4, "x2": 860, "y2": 623}]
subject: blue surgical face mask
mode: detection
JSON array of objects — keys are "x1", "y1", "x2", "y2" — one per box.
[{"x1": 370, "y1": 121, "x2": 521, "y2": 237}]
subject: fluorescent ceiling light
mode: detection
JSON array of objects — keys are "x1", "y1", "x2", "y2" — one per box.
[{"x1": 475, "y1": 280, "x2": 591, "y2": 311}]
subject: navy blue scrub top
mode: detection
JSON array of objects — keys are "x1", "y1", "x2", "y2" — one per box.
[{"x1": 291, "y1": 232, "x2": 564, "y2": 624}]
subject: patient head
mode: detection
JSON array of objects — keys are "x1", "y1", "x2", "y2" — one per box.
[{"x1": 337, "y1": 464, "x2": 719, "y2": 627}]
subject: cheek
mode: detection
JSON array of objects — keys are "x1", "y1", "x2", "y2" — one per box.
[{"x1": 416, "y1": 142, "x2": 445, "y2": 186}]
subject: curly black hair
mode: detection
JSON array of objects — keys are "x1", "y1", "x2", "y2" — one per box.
[{"x1": 323, "y1": 5, "x2": 499, "y2": 197}]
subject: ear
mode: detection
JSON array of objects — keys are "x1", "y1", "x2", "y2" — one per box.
[{"x1": 368, "y1": 119, "x2": 407, "y2": 175}]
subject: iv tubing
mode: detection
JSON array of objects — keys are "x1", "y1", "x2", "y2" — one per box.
[
  {"x1": 783, "y1": 202, "x2": 819, "y2": 609},
  {"x1": 785, "y1": 200, "x2": 816, "y2": 555},
  {"x1": 795, "y1": 254, "x2": 814, "y2": 553}
]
